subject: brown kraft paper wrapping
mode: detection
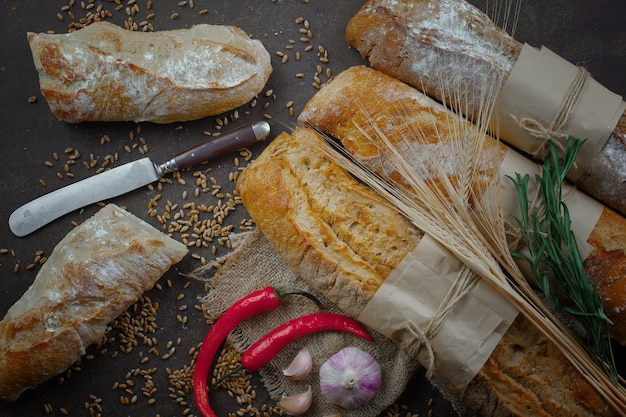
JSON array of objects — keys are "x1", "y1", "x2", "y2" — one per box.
[
  {"x1": 358, "y1": 234, "x2": 518, "y2": 392},
  {"x1": 357, "y1": 145, "x2": 604, "y2": 392},
  {"x1": 492, "y1": 43, "x2": 626, "y2": 181}
]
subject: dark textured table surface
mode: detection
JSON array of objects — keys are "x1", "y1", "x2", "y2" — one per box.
[{"x1": 1, "y1": 1, "x2": 624, "y2": 416}]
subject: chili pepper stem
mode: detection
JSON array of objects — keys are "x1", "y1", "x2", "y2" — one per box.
[
  {"x1": 275, "y1": 289, "x2": 322, "y2": 306},
  {"x1": 210, "y1": 365, "x2": 246, "y2": 390}
]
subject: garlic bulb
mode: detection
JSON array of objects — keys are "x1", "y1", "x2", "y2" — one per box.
[
  {"x1": 282, "y1": 347, "x2": 313, "y2": 381},
  {"x1": 279, "y1": 385, "x2": 313, "y2": 415},
  {"x1": 319, "y1": 346, "x2": 381, "y2": 409}
]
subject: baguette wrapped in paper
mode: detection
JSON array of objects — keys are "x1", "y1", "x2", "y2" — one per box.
[
  {"x1": 237, "y1": 125, "x2": 618, "y2": 416},
  {"x1": 299, "y1": 66, "x2": 626, "y2": 348},
  {"x1": 345, "y1": 0, "x2": 626, "y2": 216}
]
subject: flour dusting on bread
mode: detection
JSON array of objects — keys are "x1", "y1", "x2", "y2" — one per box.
[{"x1": 27, "y1": 22, "x2": 272, "y2": 123}]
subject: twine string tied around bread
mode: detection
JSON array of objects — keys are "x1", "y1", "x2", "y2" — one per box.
[
  {"x1": 403, "y1": 264, "x2": 478, "y2": 378},
  {"x1": 511, "y1": 65, "x2": 589, "y2": 162}
]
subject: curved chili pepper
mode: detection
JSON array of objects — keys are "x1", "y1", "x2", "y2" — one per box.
[
  {"x1": 193, "y1": 286, "x2": 320, "y2": 417},
  {"x1": 242, "y1": 312, "x2": 373, "y2": 371}
]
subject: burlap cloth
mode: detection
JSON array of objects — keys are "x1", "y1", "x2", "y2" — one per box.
[{"x1": 197, "y1": 229, "x2": 419, "y2": 416}]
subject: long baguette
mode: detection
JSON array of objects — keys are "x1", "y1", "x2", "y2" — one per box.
[
  {"x1": 345, "y1": 0, "x2": 626, "y2": 216},
  {"x1": 237, "y1": 127, "x2": 616, "y2": 417},
  {"x1": 27, "y1": 21, "x2": 272, "y2": 123}
]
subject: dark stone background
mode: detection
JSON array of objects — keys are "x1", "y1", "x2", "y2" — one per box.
[{"x1": 0, "y1": 1, "x2": 623, "y2": 416}]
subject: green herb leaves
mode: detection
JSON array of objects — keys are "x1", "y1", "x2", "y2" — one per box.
[{"x1": 509, "y1": 137, "x2": 618, "y2": 383}]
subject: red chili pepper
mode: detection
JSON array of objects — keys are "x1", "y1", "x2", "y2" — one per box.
[
  {"x1": 242, "y1": 312, "x2": 373, "y2": 372},
  {"x1": 193, "y1": 286, "x2": 320, "y2": 417}
]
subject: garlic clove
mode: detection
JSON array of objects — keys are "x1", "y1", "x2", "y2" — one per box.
[
  {"x1": 279, "y1": 385, "x2": 313, "y2": 415},
  {"x1": 282, "y1": 347, "x2": 313, "y2": 381},
  {"x1": 319, "y1": 346, "x2": 381, "y2": 409}
]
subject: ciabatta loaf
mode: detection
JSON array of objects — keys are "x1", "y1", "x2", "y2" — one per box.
[
  {"x1": 237, "y1": 128, "x2": 423, "y2": 317},
  {"x1": 345, "y1": 0, "x2": 626, "y2": 217},
  {"x1": 0, "y1": 204, "x2": 188, "y2": 402},
  {"x1": 299, "y1": 66, "x2": 626, "y2": 346},
  {"x1": 237, "y1": 127, "x2": 616, "y2": 417},
  {"x1": 27, "y1": 21, "x2": 272, "y2": 123}
]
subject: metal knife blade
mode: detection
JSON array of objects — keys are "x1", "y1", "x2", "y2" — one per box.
[{"x1": 9, "y1": 121, "x2": 270, "y2": 237}]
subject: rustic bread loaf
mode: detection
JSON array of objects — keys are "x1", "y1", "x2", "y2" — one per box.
[
  {"x1": 0, "y1": 204, "x2": 188, "y2": 402},
  {"x1": 237, "y1": 128, "x2": 423, "y2": 317},
  {"x1": 299, "y1": 65, "x2": 626, "y2": 346},
  {"x1": 27, "y1": 21, "x2": 272, "y2": 123},
  {"x1": 237, "y1": 127, "x2": 616, "y2": 416},
  {"x1": 345, "y1": 0, "x2": 626, "y2": 217}
]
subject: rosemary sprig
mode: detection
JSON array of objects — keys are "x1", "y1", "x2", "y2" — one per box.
[{"x1": 508, "y1": 137, "x2": 618, "y2": 383}]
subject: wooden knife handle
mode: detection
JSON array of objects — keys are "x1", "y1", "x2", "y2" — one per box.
[{"x1": 175, "y1": 121, "x2": 270, "y2": 169}]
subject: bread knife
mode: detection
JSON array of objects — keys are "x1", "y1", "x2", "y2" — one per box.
[{"x1": 9, "y1": 121, "x2": 270, "y2": 237}]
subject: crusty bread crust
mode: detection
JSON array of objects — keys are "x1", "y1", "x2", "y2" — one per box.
[
  {"x1": 238, "y1": 127, "x2": 616, "y2": 416},
  {"x1": 346, "y1": 0, "x2": 520, "y2": 120},
  {"x1": 291, "y1": 66, "x2": 622, "y2": 416},
  {"x1": 0, "y1": 205, "x2": 188, "y2": 402},
  {"x1": 470, "y1": 314, "x2": 615, "y2": 417},
  {"x1": 27, "y1": 22, "x2": 272, "y2": 123},
  {"x1": 345, "y1": 0, "x2": 626, "y2": 217},
  {"x1": 299, "y1": 65, "x2": 626, "y2": 347},
  {"x1": 237, "y1": 128, "x2": 423, "y2": 318}
]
